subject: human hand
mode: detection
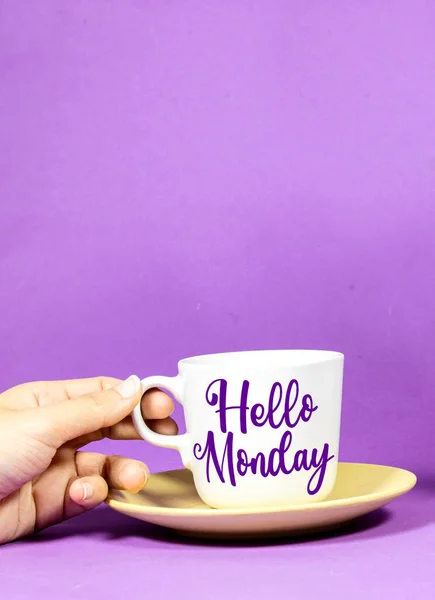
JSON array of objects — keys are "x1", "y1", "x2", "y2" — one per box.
[{"x1": 0, "y1": 375, "x2": 177, "y2": 544}]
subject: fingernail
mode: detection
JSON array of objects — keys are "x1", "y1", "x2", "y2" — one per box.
[
  {"x1": 141, "y1": 467, "x2": 150, "y2": 485},
  {"x1": 115, "y1": 375, "x2": 141, "y2": 399},
  {"x1": 82, "y1": 483, "x2": 94, "y2": 501},
  {"x1": 133, "y1": 467, "x2": 148, "y2": 491},
  {"x1": 120, "y1": 463, "x2": 149, "y2": 492}
]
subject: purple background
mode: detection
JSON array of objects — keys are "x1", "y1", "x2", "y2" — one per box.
[{"x1": 0, "y1": 1, "x2": 434, "y2": 598}]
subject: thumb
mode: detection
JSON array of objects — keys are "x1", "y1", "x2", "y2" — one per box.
[{"x1": 26, "y1": 375, "x2": 142, "y2": 448}]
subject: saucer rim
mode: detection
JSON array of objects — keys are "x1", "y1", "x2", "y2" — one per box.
[{"x1": 106, "y1": 462, "x2": 417, "y2": 517}]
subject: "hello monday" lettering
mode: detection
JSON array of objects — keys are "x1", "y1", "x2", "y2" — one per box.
[{"x1": 192, "y1": 379, "x2": 334, "y2": 495}]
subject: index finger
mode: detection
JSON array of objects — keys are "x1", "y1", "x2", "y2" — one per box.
[
  {"x1": 0, "y1": 376, "x2": 122, "y2": 410},
  {"x1": 62, "y1": 377, "x2": 123, "y2": 399}
]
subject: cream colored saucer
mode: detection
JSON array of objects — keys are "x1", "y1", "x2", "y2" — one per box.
[{"x1": 106, "y1": 463, "x2": 416, "y2": 540}]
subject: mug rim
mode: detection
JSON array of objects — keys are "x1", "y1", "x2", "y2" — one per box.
[{"x1": 179, "y1": 349, "x2": 344, "y2": 369}]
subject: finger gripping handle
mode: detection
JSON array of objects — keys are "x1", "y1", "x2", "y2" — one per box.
[{"x1": 132, "y1": 375, "x2": 191, "y2": 469}]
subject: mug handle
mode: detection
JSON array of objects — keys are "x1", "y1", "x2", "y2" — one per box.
[{"x1": 132, "y1": 375, "x2": 191, "y2": 469}]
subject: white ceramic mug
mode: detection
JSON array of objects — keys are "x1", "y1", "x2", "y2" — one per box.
[{"x1": 133, "y1": 350, "x2": 344, "y2": 509}]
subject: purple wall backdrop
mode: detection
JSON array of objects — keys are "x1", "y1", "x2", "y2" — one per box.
[{"x1": 1, "y1": 0, "x2": 434, "y2": 480}]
